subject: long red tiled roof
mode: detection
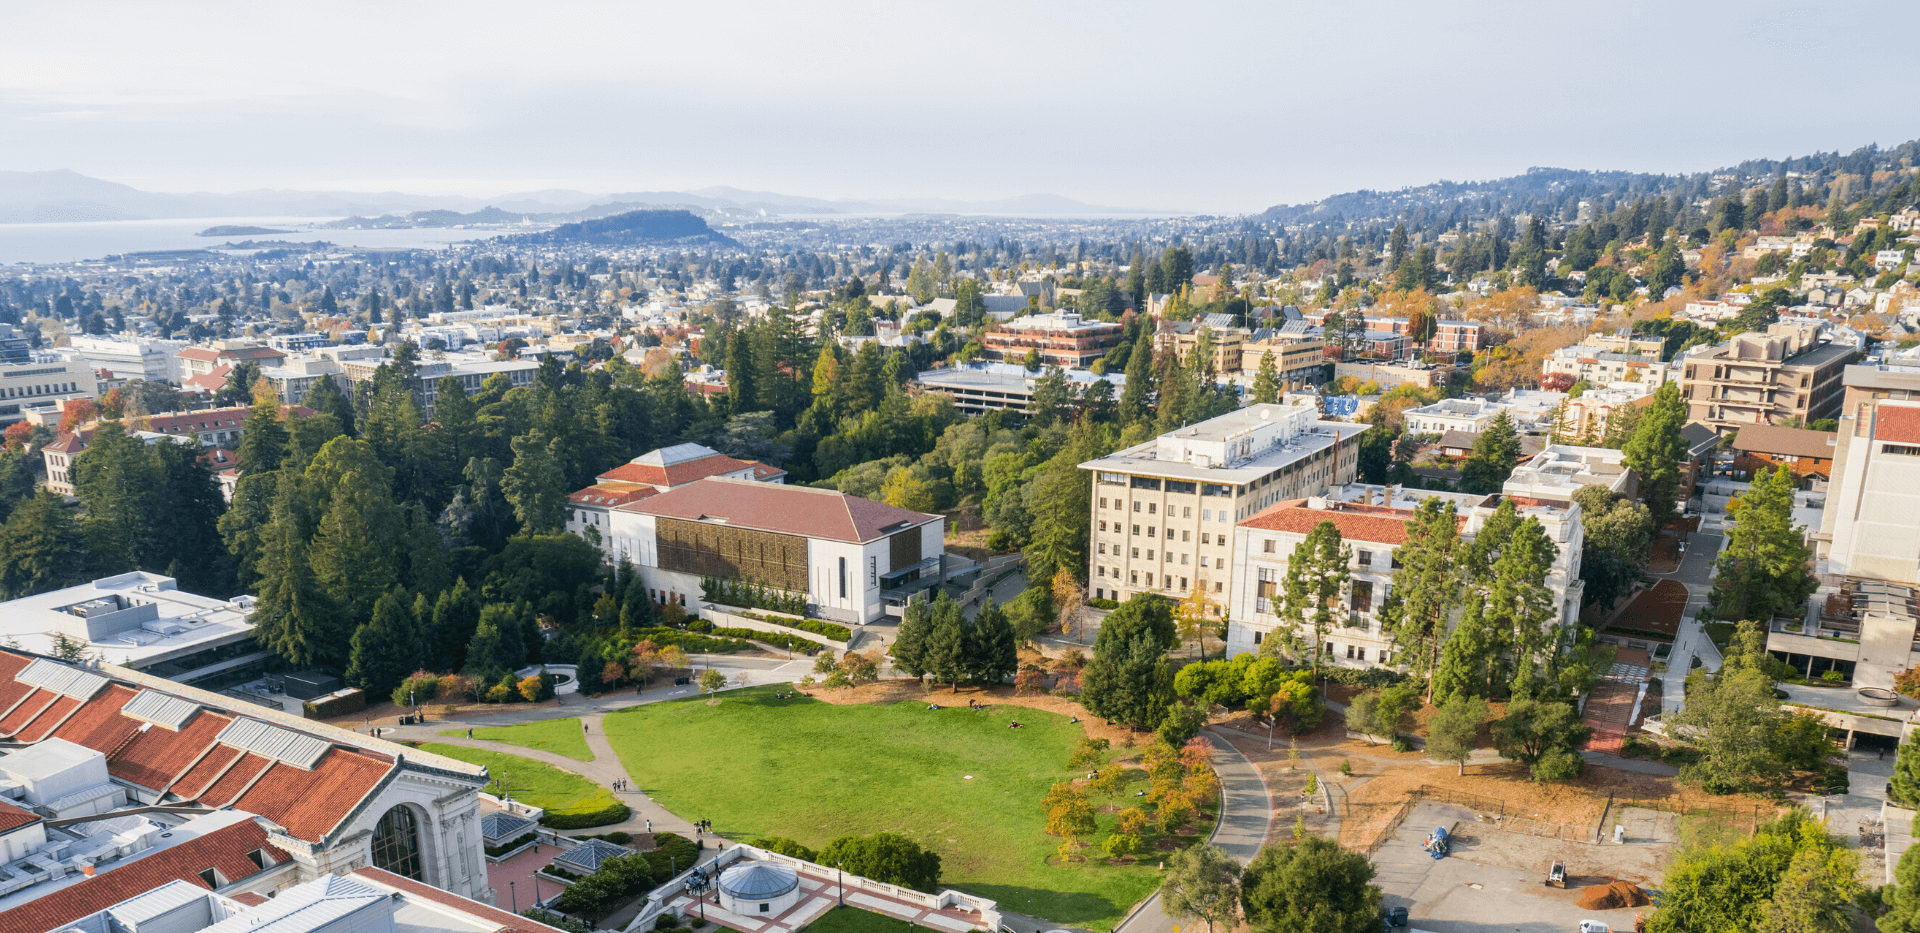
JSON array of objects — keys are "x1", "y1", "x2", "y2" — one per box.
[
  {"x1": 0, "y1": 820, "x2": 277, "y2": 933},
  {"x1": 0, "y1": 652, "x2": 407, "y2": 845},
  {"x1": 1878, "y1": 404, "x2": 1920, "y2": 444},
  {"x1": 616, "y1": 477, "x2": 937, "y2": 544},
  {"x1": 1241, "y1": 500, "x2": 1425, "y2": 545},
  {"x1": 598, "y1": 452, "x2": 754, "y2": 487}
]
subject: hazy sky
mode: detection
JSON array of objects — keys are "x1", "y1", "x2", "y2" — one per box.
[{"x1": 6, "y1": 0, "x2": 1918, "y2": 213}]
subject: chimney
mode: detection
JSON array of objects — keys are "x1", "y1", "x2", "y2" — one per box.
[{"x1": 81, "y1": 861, "x2": 95, "y2": 877}]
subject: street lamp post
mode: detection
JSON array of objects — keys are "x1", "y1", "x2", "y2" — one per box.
[
  {"x1": 510, "y1": 882, "x2": 517, "y2": 914},
  {"x1": 836, "y1": 865, "x2": 844, "y2": 906}
]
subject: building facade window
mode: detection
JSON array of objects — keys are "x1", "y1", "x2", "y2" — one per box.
[{"x1": 371, "y1": 806, "x2": 425, "y2": 881}]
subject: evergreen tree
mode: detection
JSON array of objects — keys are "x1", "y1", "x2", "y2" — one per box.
[
  {"x1": 1251, "y1": 351, "x2": 1280, "y2": 404},
  {"x1": 1621, "y1": 382, "x2": 1687, "y2": 531},
  {"x1": 1708, "y1": 465, "x2": 1816, "y2": 625},
  {"x1": 1278, "y1": 521, "x2": 1350, "y2": 678},
  {"x1": 151, "y1": 439, "x2": 231, "y2": 594},
  {"x1": 235, "y1": 394, "x2": 288, "y2": 476},
  {"x1": 1239, "y1": 835, "x2": 1381, "y2": 933},
  {"x1": 892, "y1": 594, "x2": 933, "y2": 678},
  {"x1": 924, "y1": 594, "x2": 970, "y2": 691},
  {"x1": 463, "y1": 603, "x2": 524, "y2": 685},
  {"x1": 1080, "y1": 633, "x2": 1174, "y2": 729},
  {"x1": 249, "y1": 491, "x2": 348, "y2": 669},
  {"x1": 970, "y1": 600, "x2": 1018, "y2": 685},
  {"x1": 1024, "y1": 418, "x2": 1109, "y2": 585},
  {"x1": 347, "y1": 588, "x2": 425, "y2": 696},
  {"x1": 1379, "y1": 499, "x2": 1462, "y2": 700},
  {"x1": 1458, "y1": 411, "x2": 1520, "y2": 494},
  {"x1": 0, "y1": 491, "x2": 86, "y2": 598},
  {"x1": 220, "y1": 471, "x2": 279, "y2": 589},
  {"x1": 1118, "y1": 332, "x2": 1154, "y2": 425},
  {"x1": 723, "y1": 327, "x2": 757, "y2": 412},
  {"x1": 431, "y1": 577, "x2": 483, "y2": 671},
  {"x1": 308, "y1": 478, "x2": 404, "y2": 624},
  {"x1": 502, "y1": 431, "x2": 568, "y2": 535},
  {"x1": 301, "y1": 376, "x2": 355, "y2": 437},
  {"x1": 72, "y1": 421, "x2": 160, "y2": 575}
]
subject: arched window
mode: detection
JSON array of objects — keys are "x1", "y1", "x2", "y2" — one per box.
[{"x1": 370, "y1": 806, "x2": 424, "y2": 881}]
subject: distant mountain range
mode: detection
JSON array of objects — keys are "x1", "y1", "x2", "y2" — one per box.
[{"x1": 0, "y1": 170, "x2": 1168, "y2": 224}]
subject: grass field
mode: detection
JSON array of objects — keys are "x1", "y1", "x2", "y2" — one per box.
[
  {"x1": 440, "y1": 718, "x2": 593, "y2": 761},
  {"x1": 803, "y1": 907, "x2": 916, "y2": 933},
  {"x1": 415, "y1": 742, "x2": 622, "y2": 821},
  {"x1": 602, "y1": 685, "x2": 1178, "y2": 930}
]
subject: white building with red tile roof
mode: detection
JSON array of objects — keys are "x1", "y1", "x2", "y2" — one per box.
[
  {"x1": 1226, "y1": 484, "x2": 1584, "y2": 669},
  {"x1": 567, "y1": 444, "x2": 785, "y2": 546},
  {"x1": 603, "y1": 477, "x2": 944, "y2": 624}
]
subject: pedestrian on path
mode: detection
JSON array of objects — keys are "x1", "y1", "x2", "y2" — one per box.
[
  {"x1": 583, "y1": 721, "x2": 589, "y2": 734},
  {"x1": 467, "y1": 728, "x2": 472, "y2": 739},
  {"x1": 647, "y1": 819, "x2": 652, "y2": 833}
]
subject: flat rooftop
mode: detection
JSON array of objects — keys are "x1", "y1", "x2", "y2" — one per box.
[
  {"x1": 1081, "y1": 404, "x2": 1368, "y2": 484},
  {"x1": 0, "y1": 573, "x2": 254, "y2": 675}
]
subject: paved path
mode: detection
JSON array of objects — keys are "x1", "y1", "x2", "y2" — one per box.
[
  {"x1": 1113, "y1": 730, "x2": 1273, "y2": 933},
  {"x1": 1648, "y1": 530, "x2": 1722, "y2": 713}
]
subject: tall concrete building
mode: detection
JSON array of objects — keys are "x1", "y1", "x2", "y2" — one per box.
[
  {"x1": 1079, "y1": 404, "x2": 1367, "y2": 610},
  {"x1": 1679, "y1": 322, "x2": 1858, "y2": 433}
]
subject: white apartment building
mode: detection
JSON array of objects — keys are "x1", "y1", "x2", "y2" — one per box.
[
  {"x1": 1541, "y1": 345, "x2": 1674, "y2": 388},
  {"x1": 0, "y1": 359, "x2": 98, "y2": 427},
  {"x1": 1225, "y1": 484, "x2": 1585, "y2": 668},
  {"x1": 1080, "y1": 404, "x2": 1369, "y2": 610}
]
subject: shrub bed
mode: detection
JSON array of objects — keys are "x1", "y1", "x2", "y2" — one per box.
[
  {"x1": 553, "y1": 833, "x2": 698, "y2": 921},
  {"x1": 486, "y1": 831, "x2": 538, "y2": 857},
  {"x1": 629, "y1": 626, "x2": 754, "y2": 654},
  {"x1": 728, "y1": 611, "x2": 852, "y2": 643},
  {"x1": 542, "y1": 800, "x2": 633, "y2": 829},
  {"x1": 711, "y1": 627, "x2": 818, "y2": 653}
]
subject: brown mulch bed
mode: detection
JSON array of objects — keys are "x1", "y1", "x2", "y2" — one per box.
[{"x1": 1604, "y1": 579, "x2": 1688, "y2": 637}]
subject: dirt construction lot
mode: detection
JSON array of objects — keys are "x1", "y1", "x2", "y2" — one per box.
[{"x1": 1375, "y1": 803, "x2": 1666, "y2": 933}]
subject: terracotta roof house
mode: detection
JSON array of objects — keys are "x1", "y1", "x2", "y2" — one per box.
[
  {"x1": 568, "y1": 443, "x2": 785, "y2": 549},
  {"x1": 602, "y1": 477, "x2": 946, "y2": 624},
  {"x1": 41, "y1": 406, "x2": 312, "y2": 495}
]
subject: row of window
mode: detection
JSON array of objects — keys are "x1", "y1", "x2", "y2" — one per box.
[
  {"x1": 2, "y1": 381, "x2": 79, "y2": 399},
  {"x1": 1096, "y1": 571, "x2": 1225, "y2": 593},
  {"x1": 1095, "y1": 546, "x2": 1222, "y2": 569},
  {"x1": 1100, "y1": 497, "x2": 1234, "y2": 523},
  {"x1": 1243, "y1": 629, "x2": 1391, "y2": 665}
]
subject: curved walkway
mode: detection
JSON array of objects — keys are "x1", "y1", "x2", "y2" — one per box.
[{"x1": 1108, "y1": 730, "x2": 1273, "y2": 933}]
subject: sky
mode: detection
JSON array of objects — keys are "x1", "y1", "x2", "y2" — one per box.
[{"x1": 5, "y1": 0, "x2": 1919, "y2": 214}]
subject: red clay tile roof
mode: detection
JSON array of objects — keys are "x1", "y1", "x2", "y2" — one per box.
[
  {"x1": 110, "y1": 709, "x2": 232, "y2": 790},
  {"x1": 568, "y1": 482, "x2": 658, "y2": 508},
  {"x1": 0, "y1": 819, "x2": 276, "y2": 933},
  {"x1": 1877, "y1": 405, "x2": 1920, "y2": 444},
  {"x1": 0, "y1": 652, "x2": 405, "y2": 844},
  {"x1": 175, "y1": 348, "x2": 220, "y2": 362},
  {"x1": 597, "y1": 452, "x2": 754, "y2": 487},
  {"x1": 617, "y1": 477, "x2": 937, "y2": 544},
  {"x1": 353, "y1": 868, "x2": 570, "y2": 933},
  {"x1": 230, "y1": 749, "x2": 389, "y2": 841},
  {"x1": 48, "y1": 685, "x2": 142, "y2": 753},
  {"x1": 42, "y1": 433, "x2": 88, "y2": 454},
  {"x1": 1241, "y1": 500, "x2": 1423, "y2": 545},
  {"x1": 182, "y1": 366, "x2": 232, "y2": 393},
  {"x1": 229, "y1": 892, "x2": 270, "y2": 907},
  {"x1": 0, "y1": 799, "x2": 39, "y2": 835}
]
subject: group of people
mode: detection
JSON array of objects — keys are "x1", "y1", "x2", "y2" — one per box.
[
  {"x1": 614, "y1": 778, "x2": 630, "y2": 791},
  {"x1": 694, "y1": 819, "x2": 714, "y2": 835}
]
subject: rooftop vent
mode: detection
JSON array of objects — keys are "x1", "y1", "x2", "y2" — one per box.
[{"x1": 120, "y1": 689, "x2": 200, "y2": 731}]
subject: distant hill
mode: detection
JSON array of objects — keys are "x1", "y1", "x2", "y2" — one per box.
[
  {"x1": 1256, "y1": 138, "x2": 1920, "y2": 238},
  {"x1": 512, "y1": 209, "x2": 740, "y2": 248}
]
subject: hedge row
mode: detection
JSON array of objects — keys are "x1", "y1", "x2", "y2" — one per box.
[
  {"x1": 628, "y1": 626, "x2": 755, "y2": 654},
  {"x1": 540, "y1": 801, "x2": 633, "y2": 830},
  {"x1": 711, "y1": 627, "x2": 820, "y2": 653},
  {"x1": 485, "y1": 831, "x2": 538, "y2": 857}
]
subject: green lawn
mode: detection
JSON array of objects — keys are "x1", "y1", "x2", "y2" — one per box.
[
  {"x1": 804, "y1": 907, "x2": 919, "y2": 933},
  {"x1": 603, "y1": 686, "x2": 1180, "y2": 930},
  {"x1": 415, "y1": 743, "x2": 621, "y2": 821},
  {"x1": 440, "y1": 718, "x2": 593, "y2": 761}
]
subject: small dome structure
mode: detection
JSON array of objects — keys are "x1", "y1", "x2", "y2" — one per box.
[{"x1": 717, "y1": 860, "x2": 801, "y2": 916}]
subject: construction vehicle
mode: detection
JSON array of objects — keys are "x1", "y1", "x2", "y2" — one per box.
[
  {"x1": 1546, "y1": 861, "x2": 1567, "y2": 888},
  {"x1": 1422, "y1": 826, "x2": 1450, "y2": 859}
]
